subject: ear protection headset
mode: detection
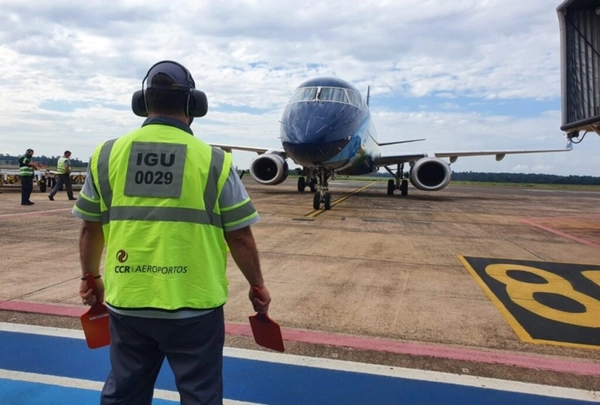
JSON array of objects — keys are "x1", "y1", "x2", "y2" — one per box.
[{"x1": 131, "y1": 60, "x2": 208, "y2": 118}]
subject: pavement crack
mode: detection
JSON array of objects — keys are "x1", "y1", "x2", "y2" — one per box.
[{"x1": 8, "y1": 277, "x2": 81, "y2": 302}]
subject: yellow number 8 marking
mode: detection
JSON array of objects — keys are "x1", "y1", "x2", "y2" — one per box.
[{"x1": 485, "y1": 264, "x2": 600, "y2": 328}]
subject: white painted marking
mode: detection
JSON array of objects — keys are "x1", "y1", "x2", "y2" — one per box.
[
  {"x1": 1, "y1": 323, "x2": 598, "y2": 402},
  {"x1": 0, "y1": 369, "x2": 260, "y2": 405}
]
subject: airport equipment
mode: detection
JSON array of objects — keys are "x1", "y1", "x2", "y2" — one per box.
[
  {"x1": 0, "y1": 169, "x2": 86, "y2": 192},
  {"x1": 557, "y1": 0, "x2": 600, "y2": 142}
]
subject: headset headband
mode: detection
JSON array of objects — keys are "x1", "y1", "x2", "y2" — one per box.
[{"x1": 142, "y1": 60, "x2": 195, "y2": 91}]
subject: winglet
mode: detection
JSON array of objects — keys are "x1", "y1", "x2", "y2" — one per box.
[
  {"x1": 366, "y1": 85, "x2": 370, "y2": 107},
  {"x1": 565, "y1": 139, "x2": 573, "y2": 150}
]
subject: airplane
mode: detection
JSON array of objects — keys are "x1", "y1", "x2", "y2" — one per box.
[{"x1": 211, "y1": 77, "x2": 572, "y2": 210}]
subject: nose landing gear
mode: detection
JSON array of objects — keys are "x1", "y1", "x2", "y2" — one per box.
[{"x1": 312, "y1": 167, "x2": 333, "y2": 210}]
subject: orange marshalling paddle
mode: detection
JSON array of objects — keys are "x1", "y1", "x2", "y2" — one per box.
[
  {"x1": 80, "y1": 273, "x2": 110, "y2": 349},
  {"x1": 248, "y1": 287, "x2": 285, "y2": 352}
]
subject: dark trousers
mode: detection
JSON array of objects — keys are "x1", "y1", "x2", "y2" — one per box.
[
  {"x1": 101, "y1": 307, "x2": 225, "y2": 405},
  {"x1": 21, "y1": 176, "x2": 33, "y2": 204},
  {"x1": 49, "y1": 174, "x2": 73, "y2": 199}
]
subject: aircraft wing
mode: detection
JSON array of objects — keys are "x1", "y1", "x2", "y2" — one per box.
[
  {"x1": 210, "y1": 143, "x2": 283, "y2": 155},
  {"x1": 373, "y1": 141, "x2": 573, "y2": 167}
]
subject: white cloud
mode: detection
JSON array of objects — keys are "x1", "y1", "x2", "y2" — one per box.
[{"x1": 0, "y1": 0, "x2": 595, "y2": 176}]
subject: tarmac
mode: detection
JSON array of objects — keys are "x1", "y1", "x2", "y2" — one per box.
[{"x1": 0, "y1": 179, "x2": 599, "y2": 392}]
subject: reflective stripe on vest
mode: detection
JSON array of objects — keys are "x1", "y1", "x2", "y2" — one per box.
[
  {"x1": 56, "y1": 157, "x2": 69, "y2": 174},
  {"x1": 91, "y1": 124, "x2": 233, "y2": 311},
  {"x1": 19, "y1": 157, "x2": 34, "y2": 176}
]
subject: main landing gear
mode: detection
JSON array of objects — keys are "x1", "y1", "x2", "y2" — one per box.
[
  {"x1": 384, "y1": 163, "x2": 409, "y2": 197},
  {"x1": 297, "y1": 174, "x2": 317, "y2": 193}
]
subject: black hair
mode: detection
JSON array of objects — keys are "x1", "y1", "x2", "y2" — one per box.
[
  {"x1": 145, "y1": 73, "x2": 189, "y2": 115},
  {"x1": 64, "y1": 150, "x2": 71, "y2": 155}
]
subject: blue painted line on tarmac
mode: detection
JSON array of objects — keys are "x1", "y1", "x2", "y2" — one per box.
[{"x1": 0, "y1": 328, "x2": 594, "y2": 405}]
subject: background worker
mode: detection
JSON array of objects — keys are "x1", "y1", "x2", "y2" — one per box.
[
  {"x1": 18, "y1": 148, "x2": 39, "y2": 205},
  {"x1": 48, "y1": 150, "x2": 76, "y2": 201},
  {"x1": 73, "y1": 60, "x2": 271, "y2": 405}
]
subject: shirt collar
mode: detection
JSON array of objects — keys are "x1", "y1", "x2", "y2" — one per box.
[{"x1": 142, "y1": 116, "x2": 194, "y2": 135}]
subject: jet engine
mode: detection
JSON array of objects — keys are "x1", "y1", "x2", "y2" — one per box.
[
  {"x1": 249, "y1": 153, "x2": 289, "y2": 185},
  {"x1": 409, "y1": 157, "x2": 452, "y2": 191}
]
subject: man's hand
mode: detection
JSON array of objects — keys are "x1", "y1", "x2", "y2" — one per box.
[
  {"x1": 249, "y1": 285, "x2": 271, "y2": 314},
  {"x1": 79, "y1": 278, "x2": 105, "y2": 306}
]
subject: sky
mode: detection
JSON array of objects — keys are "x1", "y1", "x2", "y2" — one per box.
[{"x1": 0, "y1": 0, "x2": 598, "y2": 176}]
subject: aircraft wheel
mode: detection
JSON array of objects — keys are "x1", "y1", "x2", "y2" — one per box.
[
  {"x1": 387, "y1": 179, "x2": 394, "y2": 196},
  {"x1": 324, "y1": 193, "x2": 332, "y2": 210},
  {"x1": 313, "y1": 191, "x2": 321, "y2": 210},
  {"x1": 401, "y1": 180, "x2": 408, "y2": 196},
  {"x1": 39, "y1": 176, "x2": 47, "y2": 193},
  {"x1": 309, "y1": 179, "x2": 317, "y2": 192},
  {"x1": 297, "y1": 177, "x2": 306, "y2": 192}
]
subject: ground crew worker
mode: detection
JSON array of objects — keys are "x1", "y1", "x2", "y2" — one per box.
[
  {"x1": 73, "y1": 60, "x2": 271, "y2": 405},
  {"x1": 48, "y1": 150, "x2": 76, "y2": 201},
  {"x1": 18, "y1": 148, "x2": 39, "y2": 205}
]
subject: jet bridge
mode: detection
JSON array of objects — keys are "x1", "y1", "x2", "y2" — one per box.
[{"x1": 557, "y1": 0, "x2": 600, "y2": 142}]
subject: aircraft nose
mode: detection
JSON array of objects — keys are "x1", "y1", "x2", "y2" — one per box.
[
  {"x1": 282, "y1": 137, "x2": 350, "y2": 166},
  {"x1": 280, "y1": 102, "x2": 358, "y2": 166},
  {"x1": 282, "y1": 102, "x2": 353, "y2": 143},
  {"x1": 289, "y1": 117, "x2": 333, "y2": 144}
]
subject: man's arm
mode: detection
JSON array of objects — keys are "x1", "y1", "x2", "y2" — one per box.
[
  {"x1": 224, "y1": 226, "x2": 271, "y2": 313},
  {"x1": 79, "y1": 220, "x2": 105, "y2": 305},
  {"x1": 64, "y1": 159, "x2": 71, "y2": 174}
]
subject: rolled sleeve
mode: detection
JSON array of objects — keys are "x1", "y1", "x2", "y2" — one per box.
[
  {"x1": 72, "y1": 167, "x2": 102, "y2": 222},
  {"x1": 219, "y1": 169, "x2": 259, "y2": 231}
]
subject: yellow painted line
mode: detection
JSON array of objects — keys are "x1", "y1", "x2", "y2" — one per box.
[
  {"x1": 305, "y1": 182, "x2": 376, "y2": 218},
  {"x1": 457, "y1": 255, "x2": 534, "y2": 344}
]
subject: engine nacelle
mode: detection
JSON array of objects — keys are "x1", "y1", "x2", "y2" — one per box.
[
  {"x1": 409, "y1": 157, "x2": 452, "y2": 191},
  {"x1": 249, "y1": 153, "x2": 289, "y2": 185}
]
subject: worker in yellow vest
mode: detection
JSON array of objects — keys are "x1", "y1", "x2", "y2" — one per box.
[
  {"x1": 48, "y1": 150, "x2": 76, "y2": 201},
  {"x1": 72, "y1": 60, "x2": 271, "y2": 405},
  {"x1": 18, "y1": 148, "x2": 39, "y2": 205}
]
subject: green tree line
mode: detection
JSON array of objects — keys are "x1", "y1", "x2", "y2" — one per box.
[
  {"x1": 450, "y1": 171, "x2": 600, "y2": 185},
  {"x1": 0, "y1": 153, "x2": 88, "y2": 168}
]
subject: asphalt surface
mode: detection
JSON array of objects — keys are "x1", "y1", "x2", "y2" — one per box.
[{"x1": 0, "y1": 179, "x2": 599, "y2": 391}]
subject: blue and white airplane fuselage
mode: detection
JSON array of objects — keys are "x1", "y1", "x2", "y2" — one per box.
[
  {"x1": 211, "y1": 77, "x2": 571, "y2": 210},
  {"x1": 280, "y1": 77, "x2": 379, "y2": 176}
]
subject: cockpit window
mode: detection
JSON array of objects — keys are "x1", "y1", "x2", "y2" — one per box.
[
  {"x1": 290, "y1": 86, "x2": 363, "y2": 108},
  {"x1": 291, "y1": 87, "x2": 318, "y2": 102},
  {"x1": 345, "y1": 90, "x2": 362, "y2": 108},
  {"x1": 318, "y1": 87, "x2": 348, "y2": 103}
]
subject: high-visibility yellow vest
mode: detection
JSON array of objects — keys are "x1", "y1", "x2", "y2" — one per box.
[
  {"x1": 19, "y1": 156, "x2": 34, "y2": 176},
  {"x1": 56, "y1": 157, "x2": 69, "y2": 174},
  {"x1": 90, "y1": 123, "x2": 233, "y2": 311}
]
